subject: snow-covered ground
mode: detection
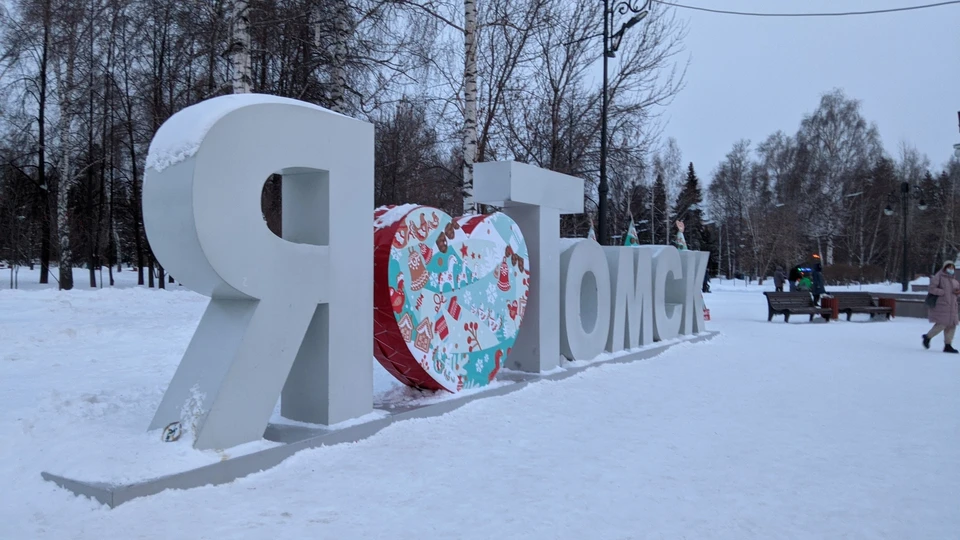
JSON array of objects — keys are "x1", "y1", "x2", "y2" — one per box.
[{"x1": 2, "y1": 267, "x2": 958, "y2": 538}]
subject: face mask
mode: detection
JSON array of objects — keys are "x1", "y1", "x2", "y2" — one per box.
[{"x1": 947, "y1": 269, "x2": 955, "y2": 276}]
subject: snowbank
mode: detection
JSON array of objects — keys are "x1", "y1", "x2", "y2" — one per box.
[{"x1": 2, "y1": 276, "x2": 958, "y2": 538}]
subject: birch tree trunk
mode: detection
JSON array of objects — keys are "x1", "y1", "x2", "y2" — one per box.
[
  {"x1": 726, "y1": 231, "x2": 732, "y2": 278},
  {"x1": 87, "y1": 1, "x2": 98, "y2": 289},
  {"x1": 56, "y1": 42, "x2": 78, "y2": 291},
  {"x1": 105, "y1": 2, "x2": 118, "y2": 286},
  {"x1": 38, "y1": 0, "x2": 52, "y2": 284},
  {"x1": 866, "y1": 208, "x2": 883, "y2": 265},
  {"x1": 649, "y1": 198, "x2": 655, "y2": 244},
  {"x1": 949, "y1": 179, "x2": 957, "y2": 262},
  {"x1": 461, "y1": 0, "x2": 478, "y2": 214},
  {"x1": 228, "y1": 0, "x2": 252, "y2": 94},
  {"x1": 859, "y1": 198, "x2": 870, "y2": 267},
  {"x1": 328, "y1": 0, "x2": 350, "y2": 114},
  {"x1": 716, "y1": 223, "x2": 723, "y2": 277},
  {"x1": 120, "y1": 59, "x2": 144, "y2": 285}
]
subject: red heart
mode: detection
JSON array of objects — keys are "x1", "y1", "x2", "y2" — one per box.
[{"x1": 373, "y1": 205, "x2": 529, "y2": 392}]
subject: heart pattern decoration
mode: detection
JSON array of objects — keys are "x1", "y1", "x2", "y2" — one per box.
[{"x1": 373, "y1": 205, "x2": 530, "y2": 392}]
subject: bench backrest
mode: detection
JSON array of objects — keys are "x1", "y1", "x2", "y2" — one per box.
[
  {"x1": 764, "y1": 292, "x2": 813, "y2": 308},
  {"x1": 832, "y1": 292, "x2": 877, "y2": 308}
]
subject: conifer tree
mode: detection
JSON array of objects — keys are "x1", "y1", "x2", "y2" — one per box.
[
  {"x1": 652, "y1": 173, "x2": 667, "y2": 244},
  {"x1": 671, "y1": 162, "x2": 706, "y2": 250}
]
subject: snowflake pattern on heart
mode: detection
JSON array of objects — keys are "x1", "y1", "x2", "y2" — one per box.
[{"x1": 373, "y1": 205, "x2": 530, "y2": 392}]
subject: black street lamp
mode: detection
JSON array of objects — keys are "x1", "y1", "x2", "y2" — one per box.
[
  {"x1": 955, "y1": 111, "x2": 960, "y2": 159},
  {"x1": 884, "y1": 181, "x2": 928, "y2": 292},
  {"x1": 598, "y1": 0, "x2": 652, "y2": 245}
]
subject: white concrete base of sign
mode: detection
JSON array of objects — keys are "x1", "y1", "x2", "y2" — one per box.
[{"x1": 42, "y1": 331, "x2": 717, "y2": 508}]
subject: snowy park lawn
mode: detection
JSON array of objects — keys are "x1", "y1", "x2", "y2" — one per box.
[{"x1": 1, "y1": 268, "x2": 958, "y2": 538}]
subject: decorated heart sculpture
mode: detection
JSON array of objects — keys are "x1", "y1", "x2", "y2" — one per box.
[{"x1": 373, "y1": 205, "x2": 530, "y2": 392}]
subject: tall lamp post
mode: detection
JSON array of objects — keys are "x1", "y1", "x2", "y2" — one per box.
[
  {"x1": 598, "y1": 0, "x2": 652, "y2": 245},
  {"x1": 954, "y1": 108, "x2": 960, "y2": 159},
  {"x1": 955, "y1": 111, "x2": 960, "y2": 159},
  {"x1": 884, "y1": 182, "x2": 928, "y2": 292}
]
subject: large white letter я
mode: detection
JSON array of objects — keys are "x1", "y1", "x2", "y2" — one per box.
[{"x1": 142, "y1": 96, "x2": 373, "y2": 450}]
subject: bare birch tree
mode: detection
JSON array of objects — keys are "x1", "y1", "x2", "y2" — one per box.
[
  {"x1": 228, "y1": 0, "x2": 252, "y2": 94},
  {"x1": 328, "y1": 0, "x2": 351, "y2": 113},
  {"x1": 796, "y1": 89, "x2": 881, "y2": 264},
  {"x1": 52, "y1": 0, "x2": 83, "y2": 290},
  {"x1": 460, "y1": 0, "x2": 477, "y2": 213}
]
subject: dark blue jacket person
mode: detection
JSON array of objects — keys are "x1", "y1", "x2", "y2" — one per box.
[{"x1": 811, "y1": 263, "x2": 826, "y2": 305}]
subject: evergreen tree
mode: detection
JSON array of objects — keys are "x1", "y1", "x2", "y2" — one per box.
[
  {"x1": 701, "y1": 224, "x2": 718, "y2": 276},
  {"x1": 671, "y1": 162, "x2": 706, "y2": 250},
  {"x1": 652, "y1": 173, "x2": 668, "y2": 244},
  {"x1": 936, "y1": 170, "x2": 955, "y2": 268},
  {"x1": 627, "y1": 182, "x2": 650, "y2": 244},
  {"x1": 917, "y1": 170, "x2": 941, "y2": 272}
]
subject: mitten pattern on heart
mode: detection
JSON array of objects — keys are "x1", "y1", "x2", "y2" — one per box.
[{"x1": 373, "y1": 205, "x2": 530, "y2": 392}]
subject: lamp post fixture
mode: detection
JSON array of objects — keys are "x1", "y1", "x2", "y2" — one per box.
[
  {"x1": 955, "y1": 111, "x2": 960, "y2": 159},
  {"x1": 598, "y1": 0, "x2": 652, "y2": 245},
  {"x1": 884, "y1": 182, "x2": 928, "y2": 292}
]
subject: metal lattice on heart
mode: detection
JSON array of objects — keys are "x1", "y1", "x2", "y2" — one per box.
[{"x1": 373, "y1": 205, "x2": 530, "y2": 392}]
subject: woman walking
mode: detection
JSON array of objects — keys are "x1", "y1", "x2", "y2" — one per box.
[{"x1": 923, "y1": 261, "x2": 960, "y2": 353}]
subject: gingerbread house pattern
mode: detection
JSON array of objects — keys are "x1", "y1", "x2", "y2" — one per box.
[{"x1": 373, "y1": 205, "x2": 530, "y2": 392}]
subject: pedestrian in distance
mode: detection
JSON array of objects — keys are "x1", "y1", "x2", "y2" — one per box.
[
  {"x1": 773, "y1": 267, "x2": 786, "y2": 292},
  {"x1": 922, "y1": 261, "x2": 960, "y2": 353},
  {"x1": 788, "y1": 266, "x2": 801, "y2": 292},
  {"x1": 811, "y1": 263, "x2": 826, "y2": 306}
]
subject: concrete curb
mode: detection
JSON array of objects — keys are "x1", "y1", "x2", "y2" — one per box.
[{"x1": 42, "y1": 331, "x2": 718, "y2": 508}]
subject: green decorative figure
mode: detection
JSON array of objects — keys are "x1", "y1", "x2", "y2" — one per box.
[
  {"x1": 624, "y1": 218, "x2": 640, "y2": 247},
  {"x1": 674, "y1": 220, "x2": 688, "y2": 251}
]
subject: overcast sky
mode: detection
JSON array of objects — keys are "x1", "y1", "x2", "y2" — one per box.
[{"x1": 656, "y1": 0, "x2": 960, "y2": 178}]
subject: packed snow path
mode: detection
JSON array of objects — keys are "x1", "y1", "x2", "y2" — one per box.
[{"x1": 1, "y1": 272, "x2": 958, "y2": 538}]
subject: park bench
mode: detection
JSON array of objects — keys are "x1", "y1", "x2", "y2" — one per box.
[
  {"x1": 830, "y1": 292, "x2": 894, "y2": 321},
  {"x1": 763, "y1": 292, "x2": 833, "y2": 322}
]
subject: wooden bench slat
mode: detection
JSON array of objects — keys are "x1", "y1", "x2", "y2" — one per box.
[
  {"x1": 830, "y1": 292, "x2": 893, "y2": 321},
  {"x1": 763, "y1": 292, "x2": 833, "y2": 323}
]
